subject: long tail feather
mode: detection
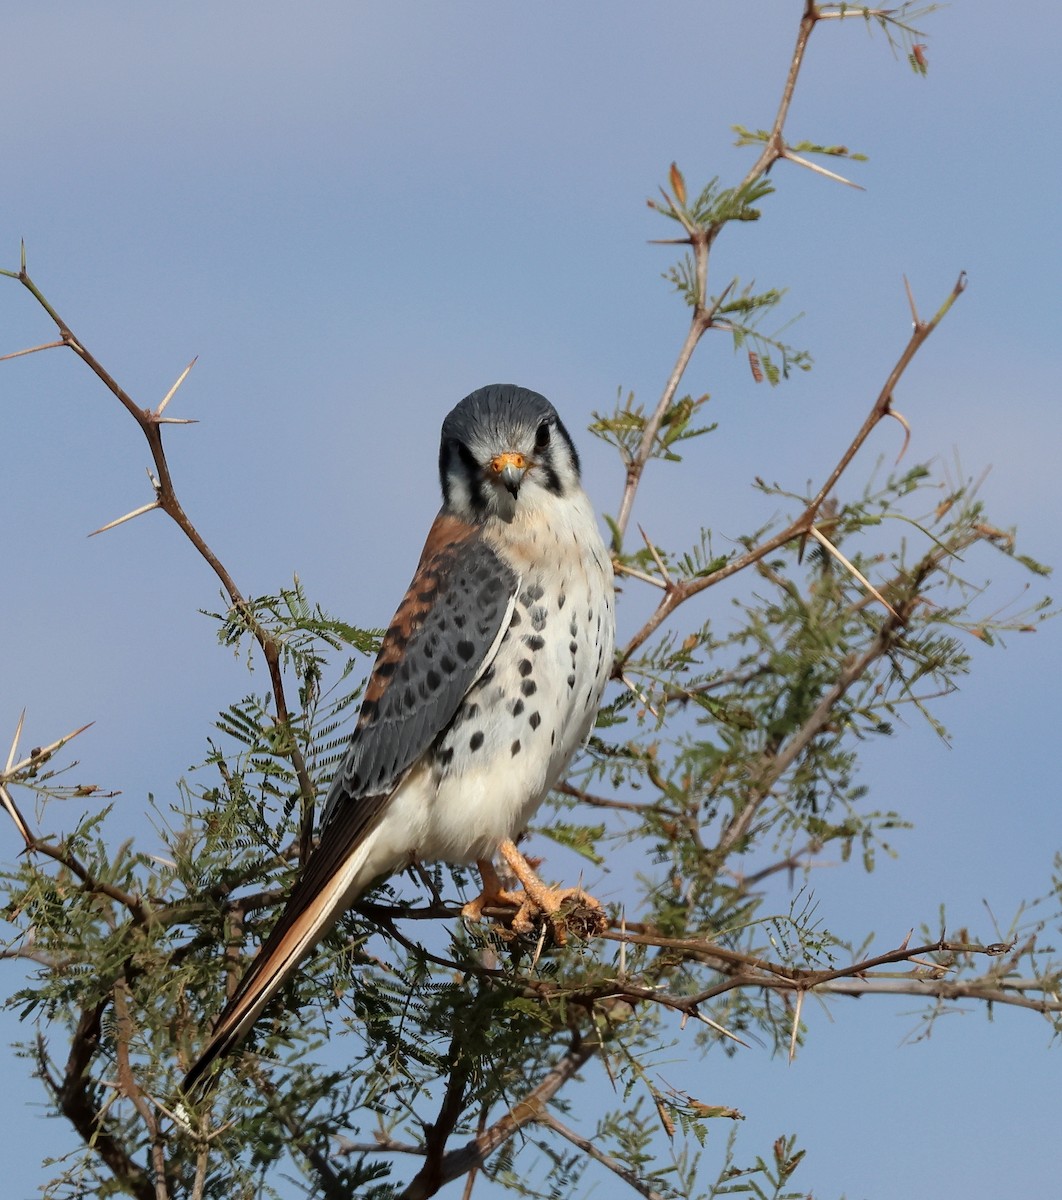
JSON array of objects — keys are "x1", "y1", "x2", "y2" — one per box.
[{"x1": 182, "y1": 825, "x2": 383, "y2": 1093}]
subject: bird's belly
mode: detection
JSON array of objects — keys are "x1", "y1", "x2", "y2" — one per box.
[
  {"x1": 359, "y1": 522, "x2": 614, "y2": 874},
  {"x1": 420, "y1": 567, "x2": 611, "y2": 865}
]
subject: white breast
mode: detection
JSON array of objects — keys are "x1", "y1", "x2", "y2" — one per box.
[{"x1": 359, "y1": 485, "x2": 614, "y2": 875}]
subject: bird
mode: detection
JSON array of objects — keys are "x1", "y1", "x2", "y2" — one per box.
[{"x1": 182, "y1": 384, "x2": 615, "y2": 1092}]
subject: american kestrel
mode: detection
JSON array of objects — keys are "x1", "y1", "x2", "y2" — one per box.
[{"x1": 183, "y1": 384, "x2": 615, "y2": 1091}]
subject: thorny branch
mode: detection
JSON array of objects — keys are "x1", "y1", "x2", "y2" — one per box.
[
  {"x1": 399, "y1": 1034, "x2": 597, "y2": 1199},
  {"x1": 0, "y1": 249, "x2": 319, "y2": 863},
  {"x1": 613, "y1": 0, "x2": 820, "y2": 541},
  {"x1": 537, "y1": 1111, "x2": 668, "y2": 1200},
  {"x1": 611, "y1": 0, "x2": 957, "y2": 670},
  {"x1": 615, "y1": 271, "x2": 966, "y2": 671}
]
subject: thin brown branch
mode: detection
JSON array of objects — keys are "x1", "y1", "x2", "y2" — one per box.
[
  {"x1": 537, "y1": 1111, "x2": 668, "y2": 1200},
  {"x1": 803, "y1": 975, "x2": 1062, "y2": 1015},
  {"x1": 400, "y1": 1038, "x2": 472, "y2": 1200},
  {"x1": 714, "y1": 612, "x2": 902, "y2": 860},
  {"x1": 255, "y1": 1071, "x2": 350, "y2": 1200},
  {"x1": 2, "y1": 259, "x2": 318, "y2": 861},
  {"x1": 113, "y1": 980, "x2": 172, "y2": 1200},
  {"x1": 614, "y1": 317, "x2": 704, "y2": 543},
  {"x1": 23, "y1": 835, "x2": 149, "y2": 924},
  {"x1": 401, "y1": 1035, "x2": 596, "y2": 1197},
  {"x1": 798, "y1": 271, "x2": 967, "y2": 543},
  {"x1": 556, "y1": 779, "x2": 668, "y2": 817},
  {"x1": 724, "y1": 841, "x2": 826, "y2": 892},
  {"x1": 576, "y1": 929, "x2": 1058, "y2": 1025},
  {"x1": 737, "y1": 0, "x2": 820, "y2": 193},
  {"x1": 616, "y1": 273, "x2": 966, "y2": 669},
  {"x1": 44, "y1": 999, "x2": 158, "y2": 1200}
]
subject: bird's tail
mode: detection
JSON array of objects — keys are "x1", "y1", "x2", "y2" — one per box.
[{"x1": 181, "y1": 826, "x2": 383, "y2": 1095}]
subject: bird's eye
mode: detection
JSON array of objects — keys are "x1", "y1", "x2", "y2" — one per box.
[{"x1": 534, "y1": 421, "x2": 551, "y2": 451}]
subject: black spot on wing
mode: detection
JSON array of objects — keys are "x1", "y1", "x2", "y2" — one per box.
[{"x1": 320, "y1": 532, "x2": 517, "y2": 831}]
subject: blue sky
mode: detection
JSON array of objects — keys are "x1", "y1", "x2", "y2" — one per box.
[{"x1": 2, "y1": 3, "x2": 1059, "y2": 1197}]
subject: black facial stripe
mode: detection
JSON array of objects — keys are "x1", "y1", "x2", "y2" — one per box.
[
  {"x1": 552, "y1": 415, "x2": 580, "y2": 476},
  {"x1": 541, "y1": 460, "x2": 564, "y2": 495},
  {"x1": 440, "y1": 437, "x2": 488, "y2": 514}
]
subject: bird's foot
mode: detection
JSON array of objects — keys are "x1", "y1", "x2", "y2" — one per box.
[
  {"x1": 508, "y1": 882, "x2": 607, "y2": 945},
  {"x1": 461, "y1": 858, "x2": 526, "y2": 925},
  {"x1": 463, "y1": 844, "x2": 606, "y2": 945}
]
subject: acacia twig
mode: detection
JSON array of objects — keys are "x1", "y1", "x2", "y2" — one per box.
[
  {"x1": 0, "y1": 251, "x2": 318, "y2": 862},
  {"x1": 616, "y1": 272, "x2": 966, "y2": 670},
  {"x1": 612, "y1": 1, "x2": 822, "y2": 545},
  {"x1": 400, "y1": 1035, "x2": 596, "y2": 1198},
  {"x1": 537, "y1": 1111, "x2": 668, "y2": 1200}
]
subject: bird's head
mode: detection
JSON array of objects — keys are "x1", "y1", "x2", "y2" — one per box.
[{"x1": 439, "y1": 384, "x2": 583, "y2": 524}]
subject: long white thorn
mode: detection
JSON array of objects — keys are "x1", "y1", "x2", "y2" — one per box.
[
  {"x1": 808, "y1": 526, "x2": 900, "y2": 620},
  {"x1": 88, "y1": 501, "x2": 160, "y2": 538},
  {"x1": 157, "y1": 355, "x2": 198, "y2": 415},
  {"x1": 5, "y1": 710, "x2": 26, "y2": 775},
  {"x1": 0, "y1": 783, "x2": 33, "y2": 846},
  {"x1": 7, "y1": 721, "x2": 94, "y2": 777},
  {"x1": 784, "y1": 150, "x2": 864, "y2": 190}
]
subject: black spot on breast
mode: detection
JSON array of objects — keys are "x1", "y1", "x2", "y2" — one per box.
[
  {"x1": 509, "y1": 608, "x2": 522, "y2": 628},
  {"x1": 569, "y1": 617, "x2": 578, "y2": 638},
  {"x1": 558, "y1": 592, "x2": 566, "y2": 610},
  {"x1": 529, "y1": 711, "x2": 541, "y2": 730},
  {"x1": 511, "y1": 739, "x2": 521, "y2": 756},
  {"x1": 522, "y1": 584, "x2": 545, "y2": 603},
  {"x1": 511, "y1": 698, "x2": 525, "y2": 717},
  {"x1": 469, "y1": 731, "x2": 484, "y2": 752},
  {"x1": 569, "y1": 640, "x2": 579, "y2": 657},
  {"x1": 530, "y1": 607, "x2": 547, "y2": 632},
  {"x1": 567, "y1": 673, "x2": 576, "y2": 690},
  {"x1": 518, "y1": 659, "x2": 533, "y2": 677},
  {"x1": 436, "y1": 746, "x2": 454, "y2": 769},
  {"x1": 521, "y1": 679, "x2": 537, "y2": 697},
  {"x1": 524, "y1": 634, "x2": 545, "y2": 651}
]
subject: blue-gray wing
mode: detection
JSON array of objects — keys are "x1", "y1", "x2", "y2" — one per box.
[
  {"x1": 181, "y1": 514, "x2": 518, "y2": 1092},
  {"x1": 320, "y1": 512, "x2": 517, "y2": 834}
]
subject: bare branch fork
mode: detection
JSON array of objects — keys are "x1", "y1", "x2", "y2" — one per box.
[
  {"x1": 612, "y1": 0, "x2": 957, "y2": 667},
  {"x1": 0, "y1": 247, "x2": 318, "y2": 861},
  {"x1": 615, "y1": 269, "x2": 966, "y2": 671},
  {"x1": 613, "y1": 1, "x2": 818, "y2": 541}
]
